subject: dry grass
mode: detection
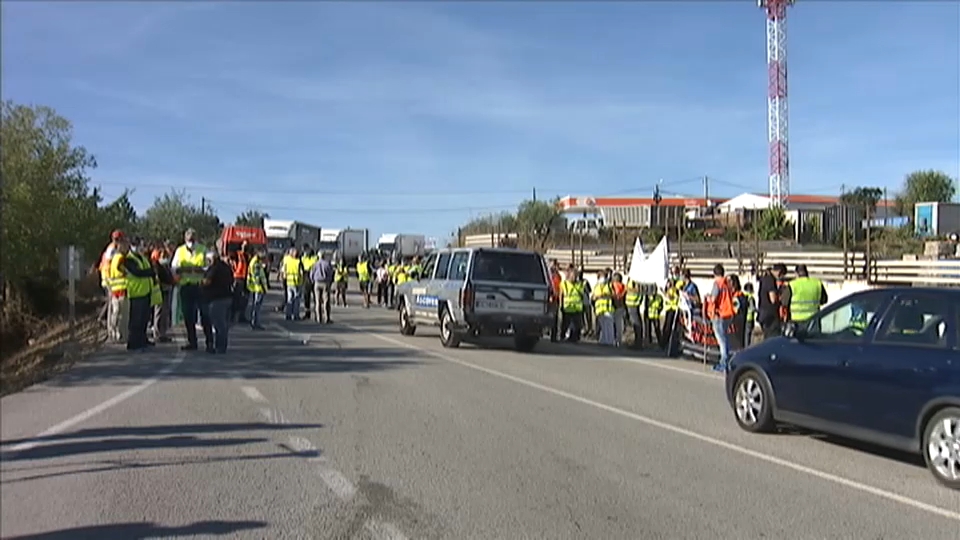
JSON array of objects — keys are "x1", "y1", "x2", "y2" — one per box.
[{"x1": 0, "y1": 314, "x2": 104, "y2": 397}]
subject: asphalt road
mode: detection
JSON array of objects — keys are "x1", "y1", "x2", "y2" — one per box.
[{"x1": 2, "y1": 289, "x2": 959, "y2": 539}]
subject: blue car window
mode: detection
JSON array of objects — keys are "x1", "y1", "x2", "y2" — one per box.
[
  {"x1": 807, "y1": 291, "x2": 887, "y2": 342},
  {"x1": 449, "y1": 251, "x2": 470, "y2": 281},
  {"x1": 874, "y1": 295, "x2": 951, "y2": 349}
]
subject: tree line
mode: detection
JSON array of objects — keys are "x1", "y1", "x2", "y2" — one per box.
[{"x1": 0, "y1": 102, "x2": 275, "y2": 334}]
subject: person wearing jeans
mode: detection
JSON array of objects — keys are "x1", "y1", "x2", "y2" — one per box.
[
  {"x1": 247, "y1": 249, "x2": 268, "y2": 330},
  {"x1": 310, "y1": 252, "x2": 335, "y2": 324},
  {"x1": 172, "y1": 229, "x2": 213, "y2": 351},
  {"x1": 705, "y1": 264, "x2": 735, "y2": 372},
  {"x1": 203, "y1": 247, "x2": 235, "y2": 354}
]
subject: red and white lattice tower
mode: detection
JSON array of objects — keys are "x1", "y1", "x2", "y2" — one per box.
[{"x1": 759, "y1": 0, "x2": 794, "y2": 208}]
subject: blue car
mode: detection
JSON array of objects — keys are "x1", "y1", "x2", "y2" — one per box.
[{"x1": 725, "y1": 287, "x2": 960, "y2": 488}]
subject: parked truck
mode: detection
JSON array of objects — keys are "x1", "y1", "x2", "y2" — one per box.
[
  {"x1": 915, "y1": 202, "x2": 960, "y2": 238},
  {"x1": 263, "y1": 219, "x2": 321, "y2": 274},
  {"x1": 377, "y1": 233, "x2": 426, "y2": 260},
  {"x1": 317, "y1": 228, "x2": 369, "y2": 266}
]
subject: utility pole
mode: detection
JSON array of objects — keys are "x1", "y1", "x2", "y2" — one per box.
[
  {"x1": 201, "y1": 197, "x2": 207, "y2": 215},
  {"x1": 840, "y1": 184, "x2": 848, "y2": 280},
  {"x1": 703, "y1": 175, "x2": 710, "y2": 208},
  {"x1": 532, "y1": 187, "x2": 537, "y2": 203}
]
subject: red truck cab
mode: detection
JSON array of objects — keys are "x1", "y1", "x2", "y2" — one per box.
[{"x1": 220, "y1": 226, "x2": 267, "y2": 255}]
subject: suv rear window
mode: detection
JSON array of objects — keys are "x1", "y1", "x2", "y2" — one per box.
[{"x1": 471, "y1": 251, "x2": 546, "y2": 284}]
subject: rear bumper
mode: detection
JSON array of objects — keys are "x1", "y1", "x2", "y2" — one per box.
[{"x1": 464, "y1": 312, "x2": 555, "y2": 334}]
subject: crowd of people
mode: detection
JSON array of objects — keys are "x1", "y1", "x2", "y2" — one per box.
[
  {"x1": 97, "y1": 228, "x2": 269, "y2": 355},
  {"x1": 273, "y1": 245, "x2": 426, "y2": 323},
  {"x1": 96, "y1": 227, "x2": 828, "y2": 368},
  {"x1": 549, "y1": 259, "x2": 828, "y2": 371}
]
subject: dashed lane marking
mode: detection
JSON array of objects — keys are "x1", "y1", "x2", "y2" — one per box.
[
  {"x1": 286, "y1": 436, "x2": 357, "y2": 500},
  {"x1": 259, "y1": 407, "x2": 288, "y2": 425},
  {"x1": 240, "y1": 386, "x2": 268, "y2": 403},
  {"x1": 364, "y1": 520, "x2": 409, "y2": 540},
  {"x1": 285, "y1": 436, "x2": 408, "y2": 538},
  {"x1": 4, "y1": 352, "x2": 187, "y2": 453},
  {"x1": 353, "y1": 326, "x2": 960, "y2": 523}
]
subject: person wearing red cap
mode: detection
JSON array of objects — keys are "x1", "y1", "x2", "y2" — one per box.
[{"x1": 99, "y1": 230, "x2": 125, "y2": 339}]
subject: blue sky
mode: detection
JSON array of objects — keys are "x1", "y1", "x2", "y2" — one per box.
[{"x1": 3, "y1": 1, "x2": 958, "y2": 242}]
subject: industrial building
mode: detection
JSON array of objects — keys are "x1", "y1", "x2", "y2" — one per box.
[{"x1": 559, "y1": 192, "x2": 904, "y2": 243}]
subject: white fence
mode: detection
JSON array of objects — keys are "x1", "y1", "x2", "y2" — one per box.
[{"x1": 545, "y1": 248, "x2": 960, "y2": 286}]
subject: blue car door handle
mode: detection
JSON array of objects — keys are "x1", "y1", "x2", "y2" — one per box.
[{"x1": 839, "y1": 358, "x2": 852, "y2": 367}]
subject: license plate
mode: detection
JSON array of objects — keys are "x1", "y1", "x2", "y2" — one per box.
[{"x1": 475, "y1": 300, "x2": 503, "y2": 310}]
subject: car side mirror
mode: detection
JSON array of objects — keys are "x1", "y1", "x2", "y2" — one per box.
[{"x1": 783, "y1": 322, "x2": 804, "y2": 341}]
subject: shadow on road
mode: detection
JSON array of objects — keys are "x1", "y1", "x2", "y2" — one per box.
[
  {"x1": 34, "y1": 324, "x2": 424, "y2": 387},
  {"x1": 1, "y1": 421, "x2": 324, "y2": 463},
  {"x1": 6, "y1": 519, "x2": 268, "y2": 539},
  {"x1": 774, "y1": 425, "x2": 926, "y2": 469},
  {"x1": 2, "y1": 435, "x2": 268, "y2": 462},
  {"x1": 1, "y1": 422, "x2": 323, "y2": 449}
]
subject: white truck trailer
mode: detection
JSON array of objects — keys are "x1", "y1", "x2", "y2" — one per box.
[
  {"x1": 377, "y1": 233, "x2": 426, "y2": 260},
  {"x1": 263, "y1": 219, "x2": 321, "y2": 272},
  {"x1": 318, "y1": 228, "x2": 369, "y2": 266}
]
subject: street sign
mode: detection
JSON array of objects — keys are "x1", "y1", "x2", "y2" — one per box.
[
  {"x1": 58, "y1": 245, "x2": 84, "y2": 280},
  {"x1": 59, "y1": 245, "x2": 84, "y2": 321}
]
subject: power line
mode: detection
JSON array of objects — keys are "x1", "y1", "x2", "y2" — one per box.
[
  {"x1": 93, "y1": 181, "x2": 552, "y2": 198},
  {"x1": 91, "y1": 177, "x2": 706, "y2": 199},
  {"x1": 209, "y1": 199, "x2": 519, "y2": 215}
]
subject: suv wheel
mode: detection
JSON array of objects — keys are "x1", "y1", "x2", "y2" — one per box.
[
  {"x1": 439, "y1": 309, "x2": 461, "y2": 348},
  {"x1": 514, "y1": 335, "x2": 539, "y2": 352},
  {"x1": 399, "y1": 302, "x2": 416, "y2": 336},
  {"x1": 732, "y1": 371, "x2": 775, "y2": 433},
  {"x1": 923, "y1": 406, "x2": 960, "y2": 490}
]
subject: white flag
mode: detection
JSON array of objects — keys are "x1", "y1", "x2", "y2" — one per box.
[
  {"x1": 631, "y1": 235, "x2": 670, "y2": 288},
  {"x1": 626, "y1": 238, "x2": 647, "y2": 283}
]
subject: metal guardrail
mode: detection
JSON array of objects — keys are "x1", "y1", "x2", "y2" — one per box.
[{"x1": 545, "y1": 248, "x2": 960, "y2": 285}]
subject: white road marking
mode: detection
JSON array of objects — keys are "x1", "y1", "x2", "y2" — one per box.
[
  {"x1": 259, "y1": 407, "x2": 288, "y2": 425},
  {"x1": 358, "y1": 328, "x2": 960, "y2": 523},
  {"x1": 364, "y1": 520, "x2": 409, "y2": 540},
  {"x1": 269, "y1": 323, "x2": 312, "y2": 345},
  {"x1": 286, "y1": 436, "x2": 358, "y2": 500},
  {"x1": 240, "y1": 386, "x2": 268, "y2": 403},
  {"x1": 4, "y1": 352, "x2": 187, "y2": 453},
  {"x1": 603, "y1": 355, "x2": 721, "y2": 381},
  {"x1": 317, "y1": 467, "x2": 359, "y2": 500}
]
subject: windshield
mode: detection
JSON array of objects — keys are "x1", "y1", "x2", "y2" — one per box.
[
  {"x1": 267, "y1": 238, "x2": 292, "y2": 251},
  {"x1": 471, "y1": 251, "x2": 546, "y2": 284},
  {"x1": 378, "y1": 242, "x2": 396, "y2": 253}
]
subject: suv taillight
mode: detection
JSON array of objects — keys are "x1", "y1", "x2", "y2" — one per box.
[{"x1": 461, "y1": 282, "x2": 475, "y2": 312}]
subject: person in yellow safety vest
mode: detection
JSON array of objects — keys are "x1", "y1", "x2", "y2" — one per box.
[
  {"x1": 394, "y1": 262, "x2": 409, "y2": 285},
  {"x1": 386, "y1": 260, "x2": 400, "y2": 309},
  {"x1": 98, "y1": 230, "x2": 125, "y2": 332},
  {"x1": 172, "y1": 228, "x2": 213, "y2": 351},
  {"x1": 591, "y1": 270, "x2": 615, "y2": 346},
  {"x1": 407, "y1": 256, "x2": 423, "y2": 281},
  {"x1": 559, "y1": 265, "x2": 585, "y2": 343},
  {"x1": 334, "y1": 259, "x2": 349, "y2": 308},
  {"x1": 356, "y1": 254, "x2": 372, "y2": 309},
  {"x1": 300, "y1": 246, "x2": 319, "y2": 319},
  {"x1": 107, "y1": 239, "x2": 131, "y2": 343},
  {"x1": 660, "y1": 280, "x2": 680, "y2": 350},
  {"x1": 644, "y1": 291, "x2": 663, "y2": 348},
  {"x1": 281, "y1": 247, "x2": 304, "y2": 321},
  {"x1": 123, "y1": 237, "x2": 158, "y2": 352},
  {"x1": 742, "y1": 282, "x2": 757, "y2": 346},
  {"x1": 624, "y1": 280, "x2": 644, "y2": 349},
  {"x1": 783, "y1": 264, "x2": 828, "y2": 323},
  {"x1": 246, "y1": 248, "x2": 268, "y2": 330}
]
